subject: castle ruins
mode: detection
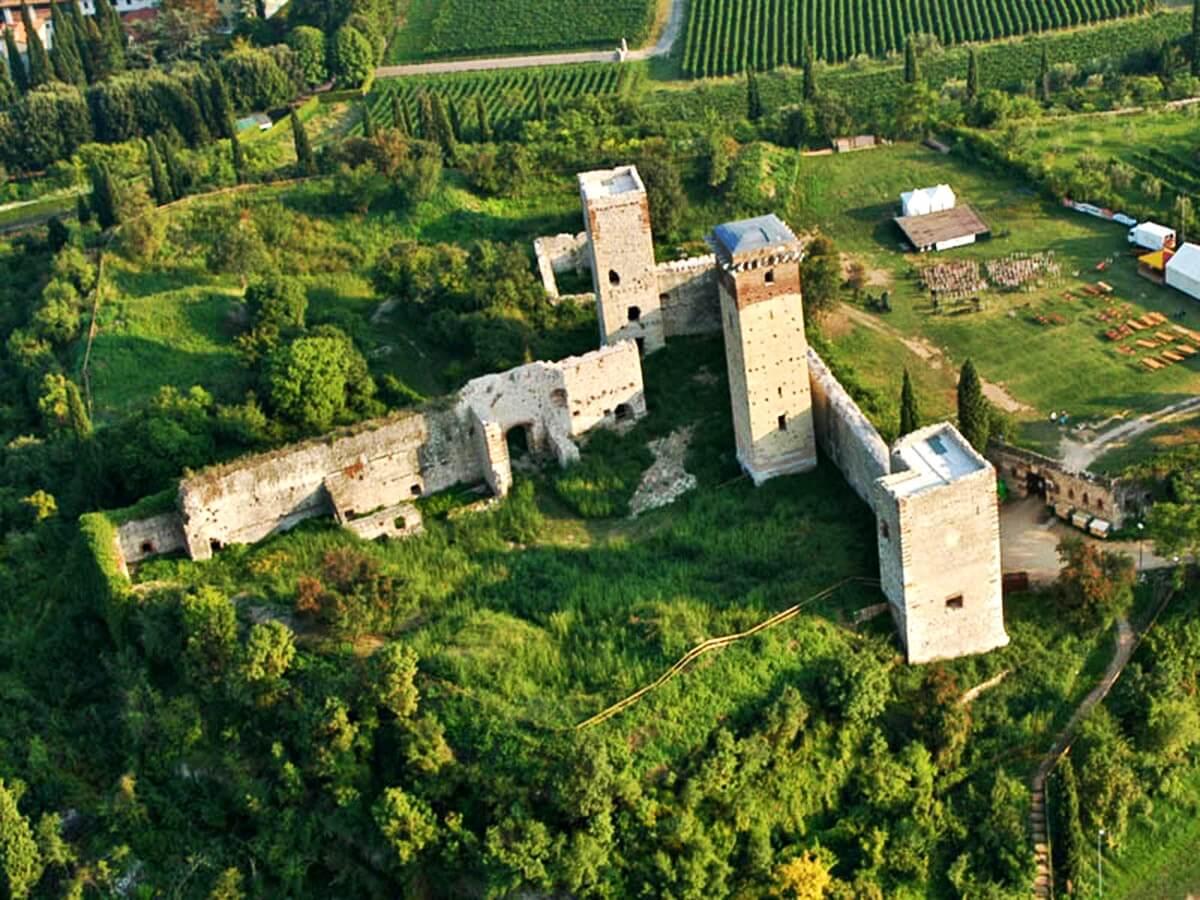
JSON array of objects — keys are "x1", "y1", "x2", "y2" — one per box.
[{"x1": 103, "y1": 163, "x2": 1011, "y2": 665}]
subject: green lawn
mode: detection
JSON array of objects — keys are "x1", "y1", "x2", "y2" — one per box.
[
  {"x1": 782, "y1": 142, "x2": 1200, "y2": 453},
  {"x1": 1103, "y1": 762, "x2": 1200, "y2": 898}
]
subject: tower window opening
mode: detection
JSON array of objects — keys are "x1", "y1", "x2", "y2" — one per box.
[
  {"x1": 608, "y1": 269, "x2": 621, "y2": 286},
  {"x1": 946, "y1": 595, "x2": 964, "y2": 610},
  {"x1": 765, "y1": 269, "x2": 775, "y2": 284},
  {"x1": 778, "y1": 414, "x2": 787, "y2": 431},
  {"x1": 628, "y1": 306, "x2": 641, "y2": 322}
]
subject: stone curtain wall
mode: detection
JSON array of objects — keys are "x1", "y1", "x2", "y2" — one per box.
[
  {"x1": 656, "y1": 256, "x2": 721, "y2": 337},
  {"x1": 533, "y1": 232, "x2": 589, "y2": 299},
  {"x1": 117, "y1": 513, "x2": 187, "y2": 566},
  {"x1": 807, "y1": 348, "x2": 891, "y2": 507},
  {"x1": 111, "y1": 344, "x2": 646, "y2": 565}
]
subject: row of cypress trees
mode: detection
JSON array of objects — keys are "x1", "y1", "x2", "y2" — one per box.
[{"x1": 1, "y1": 0, "x2": 126, "y2": 103}]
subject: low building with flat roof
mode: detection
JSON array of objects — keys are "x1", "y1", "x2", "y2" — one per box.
[{"x1": 895, "y1": 205, "x2": 991, "y2": 253}]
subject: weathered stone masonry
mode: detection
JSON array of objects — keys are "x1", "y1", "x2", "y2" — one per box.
[{"x1": 114, "y1": 343, "x2": 646, "y2": 567}]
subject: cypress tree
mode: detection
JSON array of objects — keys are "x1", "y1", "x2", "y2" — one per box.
[
  {"x1": 146, "y1": 138, "x2": 171, "y2": 205},
  {"x1": 76, "y1": 192, "x2": 91, "y2": 224},
  {"x1": 899, "y1": 369, "x2": 919, "y2": 437},
  {"x1": 475, "y1": 95, "x2": 491, "y2": 142},
  {"x1": 391, "y1": 94, "x2": 407, "y2": 135},
  {"x1": 158, "y1": 135, "x2": 187, "y2": 200},
  {"x1": 966, "y1": 48, "x2": 979, "y2": 102},
  {"x1": 292, "y1": 111, "x2": 315, "y2": 176},
  {"x1": 361, "y1": 102, "x2": 375, "y2": 138},
  {"x1": 80, "y1": 16, "x2": 106, "y2": 82},
  {"x1": 904, "y1": 38, "x2": 920, "y2": 84},
  {"x1": 230, "y1": 129, "x2": 246, "y2": 185},
  {"x1": 4, "y1": 27, "x2": 28, "y2": 94},
  {"x1": 956, "y1": 359, "x2": 990, "y2": 453},
  {"x1": 208, "y1": 63, "x2": 234, "y2": 139},
  {"x1": 89, "y1": 164, "x2": 118, "y2": 229},
  {"x1": 93, "y1": 0, "x2": 125, "y2": 72},
  {"x1": 21, "y1": 4, "x2": 54, "y2": 87},
  {"x1": 1193, "y1": 0, "x2": 1199, "y2": 77},
  {"x1": 746, "y1": 68, "x2": 762, "y2": 121},
  {"x1": 802, "y1": 43, "x2": 816, "y2": 100},
  {"x1": 429, "y1": 92, "x2": 456, "y2": 158},
  {"x1": 535, "y1": 78, "x2": 547, "y2": 120},
  {"x1": 50, "y1": 1, "x2": 85, "y2": 86},
  {"x1": 417, "y1": 91, "x2": 436, "y2": 142},
  {"x1": 1038, "y1": 46, "x2": 1050, "y2": 101},
  {"x1": 447, "y1": 96, "x2": 462, "y2": 141},
  {"x1": 0, "y1": 49, "x2": 15, "y2": 106}
]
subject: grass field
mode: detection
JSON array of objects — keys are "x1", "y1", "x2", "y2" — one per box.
[
  {"x1": 83, "y1": 175, "x2": 583, "y2": 421},
  {"x1": 386, "y1": 0, "x2": 654, "y2": 63},
  {"x1": 769, "y1": 141, "x2": 1200, "y2": 455}
]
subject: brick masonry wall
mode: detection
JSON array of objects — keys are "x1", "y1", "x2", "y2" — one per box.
[{"x1": 655, "y1": 256, "x2": 721, "y2": 337}]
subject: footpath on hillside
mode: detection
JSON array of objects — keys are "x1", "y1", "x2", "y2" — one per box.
[{"x1": 375, "y1": 0, "x2": 686, "y2": 78}]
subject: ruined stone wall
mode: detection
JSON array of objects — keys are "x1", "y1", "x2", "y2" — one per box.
[
  {"x1": 720, "y1": 262, "x2": 817, "y2": 484},
  {"x1": 117, "y1": 513, "x2": 187, "y2": 566},
  {"x1": 807, "y1": 349, "x2": 890, "y2": 506},
  {"x1": 533, "y1": 232, "x2": 589, "y2": 299},
  {"x1": 655, "y1": 255, "x2": 721, "y2": 337},
  {"x1": 987, "y1": 443, "x2": 1147, "y2": 529},
  {"x1": 876, "y1": 428, "x2": 1008, "y2": 664}
]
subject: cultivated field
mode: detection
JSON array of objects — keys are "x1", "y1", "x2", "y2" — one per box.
[
  {"x1": 682, "y1": 0, "x2": 1148, "y2": 76},
  {"x1": 366, "y1": 64, "x2": 631, "y2": 135},
  {"x1": 387, "y1": 0, "x2": 654, "y2": 63}
]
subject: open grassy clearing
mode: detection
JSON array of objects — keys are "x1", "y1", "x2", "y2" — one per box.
[
  {"x1": 82, "y1": 174, "x2": 583, "y2": 421},
  {"x1": 385, "y1": 0, "x2": 654, "y2": 63},
  {"x1": 779, "y1": 141, "x2": 1200, "y2": 453}
]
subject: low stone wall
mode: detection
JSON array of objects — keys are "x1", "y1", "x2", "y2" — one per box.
[
  {"x1": 533, "y1": 232, "x2": 589, "y2": 299},
  {"x1": 807, "y1": 349, "x2": 890, "y2": 508},
  {"x1": 655, "y1": 255, "x2": 721, "y2": 337},
  {"x1": 988, "y1": 443, "x2": 1148, "y2": 529},
  {"x1": 117, "y1": 513, "x2": 187, "y2": 566}
]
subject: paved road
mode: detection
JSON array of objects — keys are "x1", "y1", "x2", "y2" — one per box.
[{"x1": 376, "y1": 0, "x2": 685, "y2": 78}]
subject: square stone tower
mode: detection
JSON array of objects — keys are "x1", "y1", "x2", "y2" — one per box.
[
  {"x1": 874, "y1": 423, "x2": 1009, "y2": 664},
  {"x1": 579, "y1": 166, "x2": 665, "y2": 354},
  {"x1": 708, "y1": 215, "x2": 817, "y2": 485}
]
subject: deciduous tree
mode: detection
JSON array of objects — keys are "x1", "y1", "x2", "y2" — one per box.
[
  {"x1": 0, "y1": 779, "x2": 43, "y2": 900},
  {"x1": 1055, "y1": 536, "x2": 1135, "y2": 628}
]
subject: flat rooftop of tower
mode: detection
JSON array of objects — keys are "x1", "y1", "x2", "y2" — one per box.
[
  {"x1": 578, "y1": 166, "x2": 645, "y2": 201},
  {"x1": 888, "y1": 423, "x2": 985, "y2": 498}
]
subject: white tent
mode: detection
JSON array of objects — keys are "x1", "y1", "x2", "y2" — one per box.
[
  {"x1": 1166, "y1": 242, "x2": 1200, "y2": 301},
  {"x1": 900, "y1": 184, "x2": 956, "y2": 218}
]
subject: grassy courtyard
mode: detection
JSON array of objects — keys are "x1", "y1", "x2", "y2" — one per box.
[{"x1": 784, "y1": 142, "x2": 1200, "y2": 453}]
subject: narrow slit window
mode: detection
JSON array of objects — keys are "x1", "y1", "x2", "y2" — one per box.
[{"x1": 946, "y1": 595, "x2": 964, "y2": 610}]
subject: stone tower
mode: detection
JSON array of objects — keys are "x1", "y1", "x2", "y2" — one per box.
[
  {"x1": 874, "y1": 423, "x2": 1009, "y2": 664},
  {"x1": 579, "y1": 166, "x2": 665, "y2": 354},
  {"x1": 708, "y1": 215, "x2": 817, "y2": 485}
]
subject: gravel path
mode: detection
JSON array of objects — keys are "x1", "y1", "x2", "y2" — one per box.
[
  {"x1": 1058, "y1": 394, "x2": 1200, "y2": 472},
  {"x1": 376, "y1": 0, "x2": 685, "y2": 78}
]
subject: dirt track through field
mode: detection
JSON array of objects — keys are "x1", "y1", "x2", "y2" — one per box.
[{"x1": 375, "y1": 0, "x2": 686, "y2": 77}]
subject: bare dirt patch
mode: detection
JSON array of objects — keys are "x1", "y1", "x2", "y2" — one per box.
[
  {"x1": 630, "y1": 426, "x2": 698, "y2": 518},
  {"x1": 982, "y1": 380, "x2": 1033, "y2": 414}
]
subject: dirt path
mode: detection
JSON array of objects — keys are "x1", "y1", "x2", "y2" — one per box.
[
  {"x1": 376, "y1": 0, "x2": 685, "y2": 77},
  {"x1": 1059, "y1": 395, "x2": 1200, "y2": 472},
  {"x1": 838, "y1": 303, "x2": 1032, "y2": 412},
  {"x1": 1030, "y1": 617, "x2": 1135, "y2": 897}
]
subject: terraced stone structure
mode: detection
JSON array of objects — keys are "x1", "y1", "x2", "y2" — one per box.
[
  {"x1": 709, "y1": 215, "x2": 818, "y2": 485},
  {"x1": 579, "y1": 166, "x2": 665, "y2": 354}
]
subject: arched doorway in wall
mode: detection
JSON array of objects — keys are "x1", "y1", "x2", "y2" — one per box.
[{"x1": 505, "y1": 422, "x2": 536, "y2": 467}]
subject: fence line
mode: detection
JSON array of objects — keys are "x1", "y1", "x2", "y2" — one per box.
[{"x1": 576, "y1": 575, "x2": 882, "y2": 730}]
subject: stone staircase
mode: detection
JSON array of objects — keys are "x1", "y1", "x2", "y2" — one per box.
[{"x1": 1031, "y1": 788, "x2": 1051, "y2": 898}]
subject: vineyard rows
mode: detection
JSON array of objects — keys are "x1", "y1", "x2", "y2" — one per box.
[
  {"x1": 364, "y1": 65, "x2": 626, "y2": 136},
  {"x1": 1131, "y1": 149, "x2": 1200, "y2": 198},
  {"x1": 683, "y1": 0, "x2": 1153, "y2": 77},
  {"x1": 411, "y1": 0, "x2": 652, "y2": 59}
]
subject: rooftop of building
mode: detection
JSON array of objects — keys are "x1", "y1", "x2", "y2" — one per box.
[
  {"x1": 894, "y1": 205, "x2": 990, "y2": 250},
  {"x1": 888, "y1": 423, "x2": 986, "y2": 498},
  {"x1": 707, "y1": 214, "x2": 803, "y2": 268},
  {"x1": 578, "y1": 165, "x2": 644, "y2": 202}
]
